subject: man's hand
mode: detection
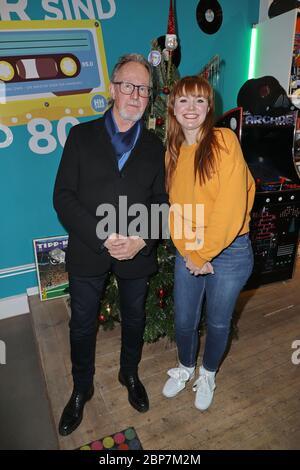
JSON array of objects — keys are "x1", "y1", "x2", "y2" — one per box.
[
  {"x1": 185, "y1": 256, "x2": 214, "y2": 276},
  {"x1": 104, "y1": 234, "x2": 146, "y2": 260}
]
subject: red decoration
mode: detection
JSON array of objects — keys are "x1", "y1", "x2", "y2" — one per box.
[
  {"x1": 99, "y1": 314, "x2": 105, "y2": 322},
  {"x1": 165, "y1": 0, "x2": 178, "y2": 51},
  {"x1": 167, "y1": 0, "x2": 175, "y2": 35},
  {"x1": 158, "y1": 288, "x2": 165, "y2": 298},
  {"x1": 156, "y1": 116, "x2": 164, "y2": 126},
  {"x1": 162, "y1": 86, "x2": 170, "y2": 95},
  {"x1": 157, "y1": 287, "x2": 168, "y2": 300}
]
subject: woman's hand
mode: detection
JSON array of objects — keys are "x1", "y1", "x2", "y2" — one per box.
[{"x1": 185, "y1": 256, "x2": 214, "y2": 276}]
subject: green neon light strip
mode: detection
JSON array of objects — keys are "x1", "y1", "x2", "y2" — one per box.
[{"x1": 248, "y1": 26, "x2": 257, "y2": 79}]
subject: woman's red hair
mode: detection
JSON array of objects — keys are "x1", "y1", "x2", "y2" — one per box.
[{"x1": 166, "y1": 75, "x2": 225, "y2": 191}]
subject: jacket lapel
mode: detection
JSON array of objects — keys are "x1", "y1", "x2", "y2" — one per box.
[
  {"x1": 91, "y1": 119, "x2": 153, "y2": 175},
  {"x1": 92, "y1": 117, "x2": 119, "y2": 174}
]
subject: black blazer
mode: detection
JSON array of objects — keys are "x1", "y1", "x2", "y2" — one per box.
[{"x1": 53, "y1": 117, "x2": 167, "y2": 278}]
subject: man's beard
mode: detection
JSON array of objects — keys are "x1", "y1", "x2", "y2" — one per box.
[{"x1": 119, "y1": 105, "x2": 144, "y2": 122}]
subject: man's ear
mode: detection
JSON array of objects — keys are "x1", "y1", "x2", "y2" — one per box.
[{"x1": 109, "y1": 82, "x2": 115, "y2": 100}]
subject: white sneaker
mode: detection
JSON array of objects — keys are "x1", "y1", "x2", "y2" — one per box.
[
  {"x1": 162, "y1": 364, "x2": 195, "y2": 398},
  {"x1": 193, "y1": 366, "x2": 216, "y2": 410}
]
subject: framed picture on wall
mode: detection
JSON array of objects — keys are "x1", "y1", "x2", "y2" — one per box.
[{"x1": 33, "y1": 235, "x2": 69, "y2": 301}]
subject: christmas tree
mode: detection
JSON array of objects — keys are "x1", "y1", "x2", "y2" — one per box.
[
  {"x1": 98, "y1": 1, "x2": 179, "y2": 342},
  {"x1": 147, "y1": 0, "x2": 180, "y2": 143}
]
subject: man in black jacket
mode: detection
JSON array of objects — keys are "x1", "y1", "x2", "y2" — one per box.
[{"x1": 53, "y1": 53, "x2": 167, "y2": 436}]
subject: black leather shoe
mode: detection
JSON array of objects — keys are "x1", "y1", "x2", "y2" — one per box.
[
  {"x1": 58, "y1": 385, "x2": 94, "y2": 436},
  {"x1": 118, "y1": 371, "x2": 149, "y2": 413}
]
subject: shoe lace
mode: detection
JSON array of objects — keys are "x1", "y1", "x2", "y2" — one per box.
[
  {"x1": 192, "y1": 373, "x2": 211, "y2": 395},
  {"x1": 167, "y1": 367, "x2": 190, "y2": 382}
]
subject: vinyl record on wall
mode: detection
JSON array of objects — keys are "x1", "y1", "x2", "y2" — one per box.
[{"x1": 196, "y1": 0, "x2": 223, "y2": 35}]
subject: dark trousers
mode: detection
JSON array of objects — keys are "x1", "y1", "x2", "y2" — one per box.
[{"x1": 68, "y1": 273, "x2": 149, "y2": 392}]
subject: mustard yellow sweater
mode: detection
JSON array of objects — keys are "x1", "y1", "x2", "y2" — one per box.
[{"x1": 168, "y1": 128, "x2": 255, "y2": 268}]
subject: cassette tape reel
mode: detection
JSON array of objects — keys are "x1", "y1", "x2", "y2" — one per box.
[{"x1": 0, "y1": 54, "x2": 81, "y2": 85}]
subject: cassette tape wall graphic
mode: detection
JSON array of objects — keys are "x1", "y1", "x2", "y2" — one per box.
[{"x1": 0, "y1": 19, "x2": 110, "y2": 128}]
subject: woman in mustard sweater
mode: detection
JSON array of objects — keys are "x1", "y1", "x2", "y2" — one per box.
[{"x1": 163, "y1": 76, "x2": 255, "y2": 410}]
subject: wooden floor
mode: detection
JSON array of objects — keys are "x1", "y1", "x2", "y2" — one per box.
[{"x1": 29, "y1": 260, "x2": 300, "y2": 450}]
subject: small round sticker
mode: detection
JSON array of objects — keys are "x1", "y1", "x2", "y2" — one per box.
[
  {"x1": 148, "y1": 50, "x2": 161, "y2": 67},
  {"x1": 91, "y1": 95, "x2": 107, "y2": 113}
]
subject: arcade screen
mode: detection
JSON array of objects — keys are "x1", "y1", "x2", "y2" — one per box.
[{"x1": 241, "y1": 122, "x2": 298, "y2": 184}]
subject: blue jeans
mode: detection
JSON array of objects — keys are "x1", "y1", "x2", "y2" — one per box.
[{"x1": 174, "y1": 234, "x2": 254, "y2": 372}]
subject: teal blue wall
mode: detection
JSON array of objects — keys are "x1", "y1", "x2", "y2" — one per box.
[{"x1": 0, "y1": 0, "x2": 259, "y2": 298}]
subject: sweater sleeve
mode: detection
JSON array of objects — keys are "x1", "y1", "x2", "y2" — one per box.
[
  {"x1": 189, "y1": 130, "x2": 249, "y2": 268},
  {"x1": 168, "y1": 208, "x2": 190, "y2": 258},
  {"x1": 166, "y1": 150, "x2": 189, "y2": 259},
  {"x1": 139, "y1": 138, "x2": 169, "y2": 255}
]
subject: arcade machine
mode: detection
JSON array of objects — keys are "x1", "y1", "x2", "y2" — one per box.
[{"x1": 216, "y1": 104, "x2": 300, "y2": 288}]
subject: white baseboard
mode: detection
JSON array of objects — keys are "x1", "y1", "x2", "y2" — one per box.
[
  {"x1": 27, "y1": 286, "x2": 39, "y2": 296},
  {"x1": 0, "y1": 293, "x2": 30, "y2": 320}
]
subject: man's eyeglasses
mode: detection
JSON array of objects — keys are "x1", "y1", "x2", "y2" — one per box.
[{"x1": 112, "y1": 81, "x2": 152, "y2": 98}]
